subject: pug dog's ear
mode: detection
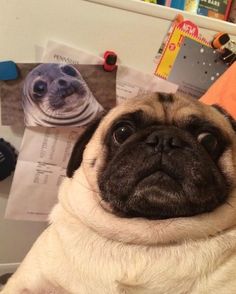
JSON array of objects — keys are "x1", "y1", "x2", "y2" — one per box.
[
  {"x1": 67, "y1": 116, "x2": 104, "y2": 178},
  {"x1": 212, "y1": 104, "x2": 236, "y2": 132}
]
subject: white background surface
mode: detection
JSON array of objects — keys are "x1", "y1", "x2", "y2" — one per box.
[{"x1": 0, "y1": 0, "x2": 235, "y2": 267}]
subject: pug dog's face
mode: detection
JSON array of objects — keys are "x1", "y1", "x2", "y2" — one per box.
[{"x1": 65, "y1": 93, "x2": 236, "y2": 245}]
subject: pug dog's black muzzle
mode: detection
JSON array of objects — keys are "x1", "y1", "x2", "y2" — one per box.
[{"x1": 98, "y1": 125, "x2": 229, "y2": 220}]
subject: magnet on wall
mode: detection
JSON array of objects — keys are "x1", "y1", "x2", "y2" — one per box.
[
  {"x1": 0, "y1": 61, "x2": 19, "y2": 81},
  {"x1": 103, "y1": 51, "x2": 117, "y2": 72},
  {"x1": 212, "y1": 33, "x2": 236, "y2": 66},
  {"x1": 0, "y1": 138, "x2": 17, "y2": 181}
]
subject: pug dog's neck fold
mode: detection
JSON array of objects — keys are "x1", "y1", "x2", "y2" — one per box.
[{"x1": 56, "y1": 165, "x2": 236, "y2": 246}]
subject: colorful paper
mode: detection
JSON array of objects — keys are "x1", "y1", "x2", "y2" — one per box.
[{"x1": 155, "y1": 22, "x2": 210, "y2": 79}]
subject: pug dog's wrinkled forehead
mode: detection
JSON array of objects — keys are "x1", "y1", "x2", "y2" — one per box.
[
  {"x1": 97, "y1": 93, "x2": 235, "y2": 139},
  {"x1": 80, "y1": 92, "x2": 236, "y2": 185}
]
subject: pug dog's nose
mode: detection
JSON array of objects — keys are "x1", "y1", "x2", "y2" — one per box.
[
  {"x1": 58, "y1": 79, "x2": 69, "y2": 89},
  {"x1": 146, "y1": 131, "x2": 184, "y2": 152}
]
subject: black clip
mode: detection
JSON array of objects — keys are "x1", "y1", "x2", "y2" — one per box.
[{"x1": 212, "y1": 33, "x2": 236, "y2": 66}]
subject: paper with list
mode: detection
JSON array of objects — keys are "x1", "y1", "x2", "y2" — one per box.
[
  {"x1": 5, "y1": 41, "x2": 178, "y2": 221},
  {"x1": 5, "y1": 127, "x2": 83, "y2": 221}
]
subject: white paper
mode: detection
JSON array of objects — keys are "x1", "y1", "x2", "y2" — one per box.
[
  {"x1": 42, "y1": 41, "x2": 104, "y2": 65},
  {"x1": 116, "y1": 65, "x2": 178, "y2": 103},
  {"x1": 35, "y1": 45, "x2": 45, "y2": 62},
  {"x1": 6, "y1": 41, "x2": 178, "y2": 221},
  {"x1": 5, "y1": 127, "x2": 83, "y2": 221}
]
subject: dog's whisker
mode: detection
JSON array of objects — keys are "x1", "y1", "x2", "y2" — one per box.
[
  {"x1": 83, "y1": 159, "x2": 97, "y2": 162},
  {"x1": 225, "y1": 200, "x2": 234, "y2": 209},
  {"x1": 88, "y1": 199, "x2": 104, "y2": 216},
  {"x1": 75, "y1": 179, "x2": 100, "y2": 194}
]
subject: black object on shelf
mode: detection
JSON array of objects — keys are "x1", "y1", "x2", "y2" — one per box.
[{"x1": 0, "y1": 138, "x2": 17, "y2": 181}]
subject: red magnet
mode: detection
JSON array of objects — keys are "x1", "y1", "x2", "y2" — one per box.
[{"x1": 103, "y1": 51, "x2": 117, "y2": 72}]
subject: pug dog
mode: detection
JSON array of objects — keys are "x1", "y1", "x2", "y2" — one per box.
[
  {"x1": 22, "y1": 63, "x2": 103, "y2": 126},
  {"x1": 2, "y1": 93, "x2": 236, "y2": 294}
]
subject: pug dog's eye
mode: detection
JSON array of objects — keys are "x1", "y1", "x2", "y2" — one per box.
[
  {"x1": 113, "y1": 123, "x2": 136, "y2": 145},
  {"x1": 33, "y1": 80, "x2": 47, "y2": 97},
  {"x1": 62, "y1": 65, "x2": 77, "y2": 77},
  {"x1": 197, "y1": 132, "x2": 218, "y2": 153}
]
